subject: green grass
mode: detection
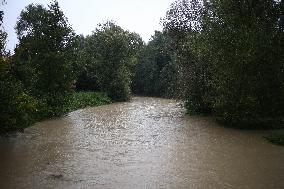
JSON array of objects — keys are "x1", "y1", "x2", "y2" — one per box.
[
  {"x1": 0, "y1": 92, "x2": 111, "y2": 134},
  {"x1": 265, "y1": 133, "x2": 284, "y2": 146},
  {"x1": 66, "y1": 92, "x2": 111, "y2": 112}
]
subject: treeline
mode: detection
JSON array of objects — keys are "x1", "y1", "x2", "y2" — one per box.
[
  {"x1": 76, "y1": 22, "x2": 143, "y2": 101},
  {"x1": 0, "y1": 1, "x2": 141, "y2": 133},
  {"x1": 134, "y1": 0, "x2": 283, "y2": 128},
  {"x1": 164, "y1": 0, "x2": 283, "y2": 128},
  {"x1": 132, "y1": 31, "x2": 179, "y2": 98},
  {"x1": 1, "y1": 0, "x2": 283, "y2": 133}
]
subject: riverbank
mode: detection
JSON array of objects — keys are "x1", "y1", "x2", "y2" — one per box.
[
  {"x1": 266, "y1": 133, "x2": 284, "y2": 146},
  {"x1": 0, "y1": 92, "x2": 111, "y2": 134},
  {"x1": 66, "y1": 92, "x2": 111, "y2": 112},
  {"x1": 217, "y1": 118, "x2": 284, "y2": 147}
]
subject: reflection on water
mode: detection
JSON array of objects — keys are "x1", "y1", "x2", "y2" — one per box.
[{"x1": 1, "y1": 97, "x2": 284, "y2": 189}]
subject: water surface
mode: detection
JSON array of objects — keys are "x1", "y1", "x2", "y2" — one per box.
[{"x1": 1, "y1": 97, "x2": 284, "y2": 189}]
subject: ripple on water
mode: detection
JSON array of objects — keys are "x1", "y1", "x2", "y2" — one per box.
[{"x1": 0, "y1": 97, "x2": 284, "y2": 189}]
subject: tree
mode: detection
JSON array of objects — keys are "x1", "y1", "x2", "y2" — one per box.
[
  {"x1": 13, "y1": 1, "x2": 77, "y2": 116},
  {"x1": 0, "y1": 2, "x2": 37, "y2": 133},
  {"x1": 200, "y1": 0, "x2": 284, "y2": 126},
  {"x1": 163, "y1": 0, "x2": 213, "y2": 113},
  {"x1": 79, "y1": 22, "x2": 143, "y2": 101},
  {"x1": 163, "y1": 0, "x2": 284, "y2": 127},
  {"x1": 132, "y1": 31, "x2": 178, "y2": 97}
]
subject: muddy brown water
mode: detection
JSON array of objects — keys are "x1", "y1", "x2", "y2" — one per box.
[{"x1": 0, "y1": 97, "x2": 284, "y2": 189}]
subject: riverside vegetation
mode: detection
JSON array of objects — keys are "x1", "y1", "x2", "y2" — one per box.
[{"x1": 0, "y1": 0, "x2": 283, "y2": 145}]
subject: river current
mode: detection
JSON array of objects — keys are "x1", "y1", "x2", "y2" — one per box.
[{"x1": 1, "y1": 97, "x2": 284, "y2": 189}]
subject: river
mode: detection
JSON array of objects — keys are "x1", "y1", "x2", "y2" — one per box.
[{"x1": 0, "y1": 97, "x2": 284, "y2": 189}]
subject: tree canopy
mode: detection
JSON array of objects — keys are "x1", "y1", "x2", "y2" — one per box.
[
  {"x1": 77, "y1": 22, "x2": 143, "y2": 101},
  {"x1": 13, "y1": 1, "x2": 77, "y2": 116},
  {"x1": 1, "y1": 0, "x2": 283, "y2": 133},
  {"x1": 162, "y1": 0, "x2": 284, "y2": 127}
]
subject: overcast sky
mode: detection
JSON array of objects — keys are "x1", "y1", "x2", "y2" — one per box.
[{"x1": 1, "y1": 0, "x2": 174, "y2": 52}]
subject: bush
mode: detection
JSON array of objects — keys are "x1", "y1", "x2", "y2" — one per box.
[
  {"x1": 0, "y1": 61, "x2": 38, "y2": 133},
  {"x1": 65, "y1": 92, "x2": 111, "y2": 112},
  {"x1": 81, "y1": 22, "x2": 143, "y2": 102},
  {"x1": 163, "y1": 0, "x2": 284, "y2": 128}
]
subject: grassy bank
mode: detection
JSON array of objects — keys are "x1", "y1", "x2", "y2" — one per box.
[
  {"x1": 265, "y1": 133, "x2": 284, "y2": 147},
  {"x1": 0, "y1": 92, "x2": 111, "y2": 134},
  {"x1": 66, "y1": 92, "x2": 111, "y2": 112}
]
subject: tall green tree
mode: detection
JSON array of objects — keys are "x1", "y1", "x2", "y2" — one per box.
[
  {"x1": 79, "y1": 22, "x2": 143, "y2": 101},
  {"x1": 163, "y1": 0, "x2": 284, "y2": 127},
  {"x1": 200, "y1": 0, "x2": 284, "y2": 126},
  {"x1": 163, "y1": 0, "x2": 213, "y2": 113},
  {"x1": 132, "y1": 31, "x2": 178, "y2": 97},
  {"x1": 0, "y1": 2, "x2": 37, "y2": 133},
  {"x1": 13, "y1": 1, "x2": 77, "y2": 116}
]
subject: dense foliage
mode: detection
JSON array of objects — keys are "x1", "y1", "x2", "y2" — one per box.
[
  {"x1": 0, "y1": 1, "x2": 112, "y2": 133},
  {"x1": 162, "y1": 0, "x2": 284, "y2": 127},
  {"x1": 0, "y1": 4, "x2": 38, "y2": 133},
  {"x1": 132, "y1": 31, "x2": 179, "y2": 98},
  {"x1": 76, "y1": 22, "x2": 143, "y2": 101},
  {"x1": 66, "y1": 92, "x2": 111, "y2": 112},
  {"x1": 0, "y1": 59, "x2": 38, "y2": 133},
  {"x1": 1, "y1": 0, "x2": 283, "y2": 133},
  {"x1": 13, "y1": 1, "x2": 78, "y2": 117}
]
